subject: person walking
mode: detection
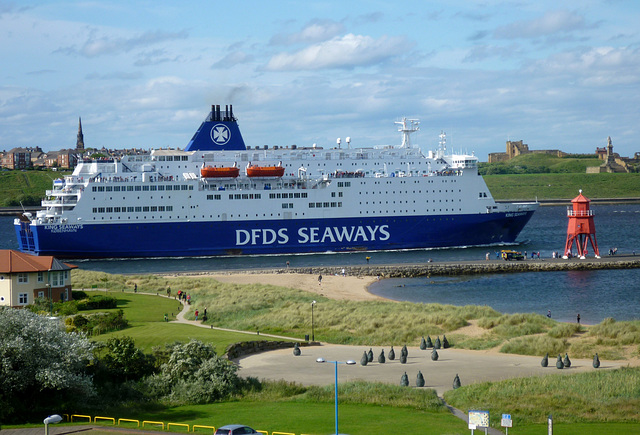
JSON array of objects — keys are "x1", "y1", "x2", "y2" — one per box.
[
  {"x1": 195, "y1": 310, "x2": 199, "y2": 321},
  {"x1": 547, "y1": 310, "x2": 552, "y2": 318},
  {"x1": 577, "y1": 313, "x2": 581, "y2": 324},
  {"x1": 318, "y1": 275, "x2": 322, "y2": 285}
]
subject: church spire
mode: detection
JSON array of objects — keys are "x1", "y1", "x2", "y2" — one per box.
[{"x1": 76, "y1": 117, "x2": 85, "y2": 150}]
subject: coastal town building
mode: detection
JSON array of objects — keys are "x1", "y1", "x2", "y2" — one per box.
[{"x1": 0, "y1": 249, "x2": 76, "y2": 308}]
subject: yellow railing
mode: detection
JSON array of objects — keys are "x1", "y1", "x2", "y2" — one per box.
[
  {"x1": 117, "y1": 418, "x2": 140, "y2": 427},
  {"x1": 193, "y1": 425, "x2": 216, "y2": 433},
  {"x1": 143, "y1": 420, "x2": 165, "y2": 430},
  {"x1": 70, "y1": 413, "x2": 297, "y2": 435},
  {"x1": 94, "y1": 416, "x2": 115, "y2": 425}
]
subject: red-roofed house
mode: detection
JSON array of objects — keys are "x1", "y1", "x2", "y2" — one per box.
[{"x1": 0, "y1": 250, "x2": 77, "y2": 308}]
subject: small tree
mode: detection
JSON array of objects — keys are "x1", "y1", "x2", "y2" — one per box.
[{"x1": 0, "y1": 307, "x2": 95, "y2": 423}]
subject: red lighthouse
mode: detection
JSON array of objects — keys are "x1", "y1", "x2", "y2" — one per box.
[{"x1": 563, "y1": 190, "x2": 600, "y2": 259}]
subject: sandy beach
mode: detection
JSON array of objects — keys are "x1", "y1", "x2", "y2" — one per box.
[{"x1": 200, "y1": 271, "x2": 383, "y2": 301}]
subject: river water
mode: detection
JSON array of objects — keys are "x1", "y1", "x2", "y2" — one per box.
[{"x1": 3, "y1": 203, "x2": 639, "y2": 322}]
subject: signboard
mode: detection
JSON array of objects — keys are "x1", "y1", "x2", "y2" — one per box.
[
  {"x1": 501, "y1": 414, "x2": 512, "y2": 428},
  {"x1": 468, "y1": 410, "x2": 490, "y2": 428}
]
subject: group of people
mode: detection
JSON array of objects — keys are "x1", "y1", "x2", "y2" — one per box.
[{"x1": 177, "y1": 290, "x2": 191, "y2": 304}]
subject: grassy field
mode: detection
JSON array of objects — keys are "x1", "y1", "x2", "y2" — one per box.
[
  {"x1": 0, "y1": 169, "x2": 71, "y2": 206},
  {"x1": 485, "y1": 172, "x2": 640, "y2": 200},
  {"x1": 73, "y1": 270, "x2": 640, "y2": 360},
  {"x1": 83, "y1": 290, "x2": 291, "y2": 353},
  {"x1": 478, "y1": 152, "x2": 603, "y2": 175}
]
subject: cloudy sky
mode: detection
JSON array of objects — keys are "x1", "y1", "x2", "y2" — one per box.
[{"x1": 1, "y1": 0, "x2": 639, "y2": 160}]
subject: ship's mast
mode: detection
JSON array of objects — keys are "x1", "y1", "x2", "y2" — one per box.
[
  {"x1": 438, "y1": 130, "x2": 447, "y2": 158},
  {"x1": 395, "y1": 117, "x2": 419, "y2": 148}
]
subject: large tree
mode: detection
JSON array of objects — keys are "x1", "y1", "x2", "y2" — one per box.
[{"x1": 0, "y1": 308, "x2": 95, "y2": 423}]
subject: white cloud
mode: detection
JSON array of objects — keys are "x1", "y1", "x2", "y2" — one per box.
[
  {"x1": 57, "y1": 29, "x2": 188, "y2": 58},
  {"x1": 211, "y1": 51, "x2": 253, "y2": 69},
  {"x1": 270, "y1": 20, "x2": 345, "y2": 45},
  {"x1": 265, "y1": 34, "x2": 408, "y2": 71},
  {"x1": 494, "y1": 10, "x2": 588, "y2": 39}
]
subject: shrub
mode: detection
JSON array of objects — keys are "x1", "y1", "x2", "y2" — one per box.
[{"x1": 77, "y1": 295, "x2": 118, "y2": 310}]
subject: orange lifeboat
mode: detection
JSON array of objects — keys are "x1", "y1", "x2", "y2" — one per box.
[
  {"x1": 246, "y1": 164, "x2": 285, "y2": 178},
  {"x1": 200, "y1": 166, "x2": 240, "y2": 178}
]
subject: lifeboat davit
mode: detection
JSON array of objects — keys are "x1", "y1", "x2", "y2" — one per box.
[
  {"x1": 200, "y1": 166, "x2": 240, "y2": 178},
  {"x1": 246, "y1": 164, "x2": 285, "y2": 178}
]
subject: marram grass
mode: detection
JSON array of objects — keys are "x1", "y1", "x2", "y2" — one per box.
[{"x1": 444, "y1": 366, "x2": 640, "y2": 425}]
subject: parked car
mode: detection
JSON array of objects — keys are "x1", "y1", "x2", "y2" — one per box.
[{"x1": 214, "y1": 425, "x2": 259, "y2": 435}]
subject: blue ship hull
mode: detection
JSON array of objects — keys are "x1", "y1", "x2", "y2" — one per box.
[{"x1": 15, "y1": 211, "x2": 534, "y2": 259}]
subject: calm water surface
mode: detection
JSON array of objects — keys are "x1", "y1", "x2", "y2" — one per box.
[{"x1": 3, "y1": 203, "x2": 639, "y2": 322}]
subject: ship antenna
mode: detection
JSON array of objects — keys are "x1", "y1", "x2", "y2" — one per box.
[
  {"x1": 395, "y1": 117, "x2": 420, "y2": 148},
  {"x1": 439, "y1": 131, "x2": 447, "y2": 156}
]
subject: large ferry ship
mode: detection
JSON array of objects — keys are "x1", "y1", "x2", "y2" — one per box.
[{"x1": 15, "y1": 105, "x2": 538, "y2": 258}]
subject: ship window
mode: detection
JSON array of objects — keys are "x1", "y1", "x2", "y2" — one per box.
[
  {"x1": 316, "y1": 202, "x2": 322, "y2": 208},
  {"x1": 167, "y1": 206, "x2": 173, "y2": 211},
  {"x1": 135, "y1": 207, "x2": 142, "y2": 212},
  {"x1": 166, "y1": 156, "x2": 173, "y2": 161},
  {"x1": 331, "y1": 202, "x2": 337, "y2": 207},
  {"x1": 309, "y1": 203, "x2": 315, "y2": 208},
  {"x1": 150, "y1": 185, "x2": 157, "y2": 191},
  {"x1": 294, "y1": 193, "x2": 301, "y2": 198},
  {"x1": 323, "y1": 202, "x2": 330, "y2": 207},
  {"x1": 270, "y1": 193, "x2": 276, "y2": 199},
  {"x1": 166, "y1": 185, "x2": 172, "y2": 191},
  {"x1": 97, "y1": 186, "x2": 105, "y2": 192},
  {"x1": 338, "y1": 202, "x2": 342, "y2": 207},
  {"x1": 242, "y1": 194, "x2": 249, "y2": 199},
  {"x1": 189, "y1": 185, "x2": 193, "y2": 190},
  {"x1": 98, "y1": 207, "x2": 105, "y2": 213},
  {"x1": 114, "y1": 186, "x2": 121, "y2": 192},
  {"x1": 207, "y1": 195, "x2": 214, "y2": 200},
  {"x1": 331, "y1": 192, "x2": 336, "y2": 197},
  {"x1": 128, "y1": 207, "x2": 134, "y2": 212},
  {"x1": 127, "y1": 186, "x2": 134, "y2": 191},
  {"x1": 157, "y1": 185, "x2": 164, "y2": 191},
  {"x1": 114, "y1": 207, "x2": 121, "y2": 212},
  {"x1": 143, "y1": 186, "x2": 150, "y2": 191},
  {"x1": 93, "y1": 208, "x2": 97, "y2": 213},
  {"x1": 181, "y1": 185, "x2": 188, "y2": 191},
  {"x1": 135, "y1": 186, "x2": 142, "y2": 191},
  {"x1": 106, "y1": 207, "x2": 113, "y2": 213},
  {"x1": 158, "y1": 156, "x2": 166, "y2": 161},
  {"x1": 106, "y1": 186, "x2": 112, "y2": 192},
  {"x1": 151, "y1": 206, "x2": 157, "y2": 212},
  {"x1": 182, "y1": 156, "x2": 189, "y2": 161},
  {"x1": 92, "y1": 186, "x2": 97, "y2": 192},
  {"x1": 302, "y1": 193, "x2": 308, "y2": 198},
  {"x1": 215, "y1": 194, "x2": 221, "y2": 200}
]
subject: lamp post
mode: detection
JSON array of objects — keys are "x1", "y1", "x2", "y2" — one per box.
[
  {"x1": 311, "y1": 300, "x2": 316, "y2": 341},
  {"x1": 316, "y1": 357, "x2": 356, "y2": 435},
  {"x1": 43, "y1": 414, "x2": 62, "y2": 435}
]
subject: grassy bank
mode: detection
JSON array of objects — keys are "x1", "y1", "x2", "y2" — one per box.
[
  {"x1": 0, "y1": 169, "x2": 70, "y2": 206},
  {"x1": 485, "y1": 172, "x2": 640, "y2": 201},
  {"x1": 73, "y1": 270, "x2": 640, "y2": 360}
]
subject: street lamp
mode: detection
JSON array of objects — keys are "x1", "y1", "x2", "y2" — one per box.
[
  {"x1": 44, "y1": 414, "x2": 62, "y2": 435},
  {"x1": 316, "y1": 357, "x2": 356, "y2": 435},
  {"x1": 311, "y1": 300, "x2": 316, "y2": 341}
]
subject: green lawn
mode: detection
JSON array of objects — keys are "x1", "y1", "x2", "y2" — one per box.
[{"x1": 84, "y1": 291, "x2": 292, "y2": 353}]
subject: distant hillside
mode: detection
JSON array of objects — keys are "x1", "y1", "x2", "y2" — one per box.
[
  {"x1": 485, "y1": 173, "x2": 640, "y2": 201},
  {"x1": 0, "y1": 170, "x2": 70, "y2": 207},
  {"x1": 479, "y1": 153, "x2": 601, "y2": 175}
]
